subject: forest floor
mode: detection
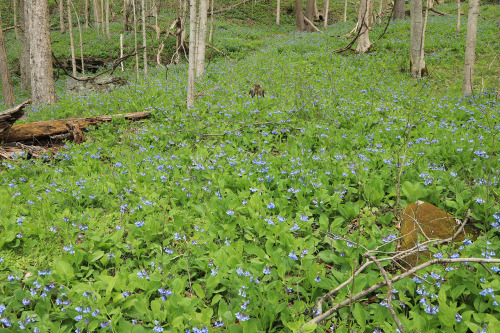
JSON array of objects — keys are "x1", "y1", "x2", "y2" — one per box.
[{"x1": 0, "y1": 2, "x2": 500, "y2": 333}]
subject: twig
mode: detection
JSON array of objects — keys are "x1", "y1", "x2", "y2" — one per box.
[
  {"x1": 306, "y1": 258, "x2": 500, "y2": 326},
  {"x1": 304, "y1": 17, "x2": 323, "y2": 33}
]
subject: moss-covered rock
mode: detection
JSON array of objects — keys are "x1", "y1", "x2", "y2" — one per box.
[{"x1": 399, "y1": 201, "x2": 467, "y2": 268}]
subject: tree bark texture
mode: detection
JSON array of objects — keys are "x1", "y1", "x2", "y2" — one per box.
[
  {"x1": 276, "y1": 0, "x2": 280, "y2": 25},
  {"x1": 462, "y1": 0, "x2": 480, "y2": 95},
  {"x1": 410, "y1": 0, "x2": 427, "y2": 78},
  {"x1": 106, "y1": 0, "x2": 111, "y2": 40},
  {"x1": 393, "y1": 0, "x2": 405, "y2": 20},
  {"x1": 30, "y1": 0, "x2": 57, "y2": 105},
  {"x1": 187, "y1": 0, "x2": 198, "y2": 106},
  {"x1": 59, "y1": 0, "x2": 66, "y2": 33},
  {"x1": 0, "y1": 100, "x2": 31, "y2": 134},
  {"x1": 141, "y1": 0, "x2": 147, "y2": 75},
  {"x1": 456, "y1": 0, "x2": 460, "y2": 34},
  {"x1": 356, "y1": 0, "x2": 374, "y2": 53},
  {"x1": 13, "y1": 0, "x2": 19, "y2": 39},
  {"x1": 323, "y1": 0, "x2": 329, "y2": 28},
  {"x1": 19, "y1": 0, "x2": 30, "y2": 90},
  {"x1": 196, "y1": 0, "x2": 208, "y2": 77},
  {"x1": 209, "y1": 0, "x2": 214, "y2": 42},
  {"x1": 85, "y1": 0, "x2": 89, "y2": 28},
  {"x1": 294, "y1": 0, "x2": 305, "y2": 31},
  {"x1": 132, "y1": 0, "x2": 139, "y2": 78},
  {"x1": 68, "y1": 0, "x2": 77, "y2": 77},
  {"x1": 343, "y1": 0, "x2": 348, "y2": 22},
  {"x1": 305, "y1": 0, "x2": 315, "y2": 32},
  {"x1": 0, "y1": 10, "x2": 15, "y2": 107}
]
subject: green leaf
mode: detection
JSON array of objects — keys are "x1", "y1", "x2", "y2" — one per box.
[
  {"x1": 401, "y1": 181, "x2": 428, "y2": 202},
  {"x1": 90, "y1": 250, "x2": 105, "y2": 262},
  {"x1": 54, "y1": 259, "x2": 74, "y2": 282},
  {"x1": 353, "y1": 302, "x2": 366, "y2": 328},
  {"x1": 193, "y1": 284, "x2": 205, "y2": 299},
  {"x1": 301, "y1": 323, "x2": 318, "y2": 332},
  {"x1": 242, "y1": 318, "x2": 259, "y2": 333},
  {"x1": 211, "y1": 294, "x2": 222, "y2": 306},
  {"x1": 245, "y1": 243, "x2": 268, "y2": 260}
]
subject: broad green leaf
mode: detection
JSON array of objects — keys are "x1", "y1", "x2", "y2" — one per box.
[{"x1": 353, "y1": 302, "x2": 366, "y2": 328}]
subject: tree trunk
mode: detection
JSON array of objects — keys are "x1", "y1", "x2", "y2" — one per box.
[
  {"x1": 305, "y1": 0, "x2": 314, "y2": 32},
  {"x1": 124, "y1": 0, "x2": 130, "y2": 31},
  {"x1": 93, "y1": 0, "x2": 100, "y2": 27},
  {"x1": 68, "y1": 0, "x2": 77, "y2": 76},
  {"x1": 30, "y1": 0, "x2": 57, "y2": 105},
  {"x1": 462, "y1": 0, "x2": 479, "y2": 95},
  {"x1": 70, "y1": 0, "x2": 85, "y2": 76},
  {"x1": 294, "y1": 0, "x2": 305, "y2": 31},
  {"x1": 141, "y1": 0, "x2": 147, "y2": 75},
  {"x1": 393, "y1": 0, "x2": 405, "y2": 20},
  {"x1": 59, "y1": 0, "x2": 66, "y2": 33},
  {"x1": 0, "y1": 10, "x2": 15, "y2": 107},
  {"x1": 356, "y1": 0, "x2": 373, "y2": 53},
  {"x1": 101, "y1": 0, "x2": 105, "y2": 35},
  {"x1": 377, "y1": 0, "x2": 383, "y2": 24},
  {"x1": 410, "y1": 0, "x2": 427, "y2": 78},
  {"x1": 132, "y1": 0, "x2": 139, "y2": 79},
  {"x1": 456, "y1": 0, "x2": 460, "y2": 35},
  {"x1": 106, "y1": 0, "x2": 111, "y2": 40},
  {"x1": 276, "y1": 0, "x2": 280, "y2": 25},
  {"x1": 209, "y1": 0, "x2": 214, "y2": 42},
  {"x1": 196, "y1": 0, "x2": 208, "y2": 77},
  {"x1": 13, "y1": 0, "x2": 19, "y2": 39},
  {"x1": 19, "y1": 0, "x2": 31, "y2": 90},
  {"x1": 187, "y1": 0, "x2": 198, "y2": 107},
  {"x1": 324, "y1": 0, "x2": 329, "y2": 28},
  {"x1": 85, "y1": 0, "x2": 89, "y2": 28},
  {"x1": 343, "y1": 0, "x2": 348, "y2": 22}
]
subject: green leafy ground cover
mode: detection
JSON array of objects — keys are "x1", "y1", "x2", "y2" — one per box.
[{"x1": 1, "y1": 3, "x2": 500, "y2": 333}]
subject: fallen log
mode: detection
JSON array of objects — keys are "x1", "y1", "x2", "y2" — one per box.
[
  {"x1": 0, "y1": 100, "x2": 32, "y2": 134},
  {"x1": 0, "y1": 111, "x2": 150, "y2": 143}
]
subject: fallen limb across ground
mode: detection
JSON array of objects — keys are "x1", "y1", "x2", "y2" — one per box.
[
  {"x1": 0, "y1": 111, "x2": 150, "y2": 143},
  {"x1": 304, "y1": 257, "x2": 500, "y2": 326},
  {"x1": 0, "y1": 100, "x2": 32, "y2": 134}
]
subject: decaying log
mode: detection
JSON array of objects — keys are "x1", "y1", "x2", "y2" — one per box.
[
  {"x1": 0, "y1": 111, "x2": 150, "y2": 143},
  {"x1": 0, "y1": 100, "x2": 32, "y2": 134}
]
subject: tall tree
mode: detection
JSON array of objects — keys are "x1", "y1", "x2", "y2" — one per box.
[
  {"x1": 106, "y1": 0, "x2": 111, "y2": 40},
  {"x1": 456, "y1": 0, "x2": 461, "y2": 34},
  {"x1": 59, "y1": 0, "x2": 66, "y2": 33},
  {"x1": 323, "y1": 0, "x2": 329, "y2": 28},
  {"x1": 305, "y1": 0, "x2": 315, "y2": 32},
  {"x1": 0, "y1": 10, "x2": 15, "y2": 107},
  {"x1": 462, "y1": 0, "x2": 480, "y2": 95},
  {"x1": 196, "y1": 0, "x2": 208, "y2": 77},
  {"x1": 294, "y1": 0, "x2": 305, "y2": 31},
  {"x1": 393, "y1": 0, "x2": 405, "y2": 20},
  {"x1": 19, "y1": 0, "x2": 30, "y2": 90},
  {"x1": 187, "y1": 0, "x2": 209, "y2": 106},
  {"x1": 356, "y1": 0, "x2": 374, "y2": 53},
  {"x1": 85, "y1": 0, "x2": 89, "y2": 28},
  {"x1": 343, "y1": 0, "x2": 348, "y2": 22},
  {"x1": 68, "y1": 0, "x2": 77, "y2": 77},
  {"x1": 30, "y1": 0, "x2": 57, "y2": 105},
  {"x1": 276, "y1": 0, "x2": 280, "y2": 25},
  {"x1": 13, "y1": 0, "x2": 19, "y2": 39},
  {"x1": 410, "y1": 0, "x2": 427, "y2": 78},
  {"x1": 141, "y1": 0, "x2": 147, "y2": 75}
]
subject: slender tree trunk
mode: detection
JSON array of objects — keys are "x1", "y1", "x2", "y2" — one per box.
[
  {"x1": 85, "y1": 0, "x2": 89, "y2": 28},
  {"x1": 71, "y1": 0, "x2": 85, "y2": 76},
  {"x1": 181, "y1": 0, "x2": 188, "y2": 44},
  {"x1": 124, "y1": 0, "x2": 130, "y2": 31},
  {"x1": 120, "y1": 34, "x2": 124, "y2": 71},
  {"x1": 295, "y1": 0, "x2": 305, "y2": 31},
  {"x1": 94, "y1": 0, "x2": 100, "y2": 28},
  {"x1": 13, "y1": 0, "x2": 19, "y2": 39},
  {"x1": 276, "y1": 0, "x2": 280, "y2": 25},
  {"x1": 324, "y1": 0, "x2": 329, "y2": 28},
  {"x1": 343, "y1": 0, "x2": 348, "y2": 22},
  {"x1": 410, "y1": 0, "x2": 427, "y2": 77},
  {"x1": 393, "y1": 0, "x2": 405, "y2": 20},
  {"x1": 462, "y1": 0, "x2": 480, "y2": 95},
  {"x1": 209, "y1": 0, "x2": 214, "y2": 42},
  {"x1": 377, "y1": 0, "x2": 383, "y2": 24},
  {"x1": 68, "y1": 0, "x2": 77, "y2": 76},
  {"x1": 154, "y1": 0, "x2": 159, "y2": 39},
  {"x1": 19, "y1": 0, "x2": 31, "y2": 90},
  {"x1": 30, "y1": 0, "x2": 57, "y2": 105},
  {"x1": 356, "y1": 0, "x2": 373, "y2": 53},
  {"x1": 132, "y1": 0, "x2": 139, "y2": 79},
  {"x1": 456, "y1": 0, "x2": 461, "y2": 35},
  {"x1": 141, "y1": 0, "x2": 147, "y2": 75},
  {"x1": 59, "y1": 0, "x2": 66, "y2": 33},
  {"x1": 196, "y1": 0, "x2": 208, "y2": 77},
  {"x1": 101, "y1": 0, "x2": 105, "y2": 35},
  {"x1": 106, "y1": 0, "x2": 111, "y2": 40},
  {"x1": 305, "y1": 0, "x2": 314, "y2": 32},
  {"x1": 187, "y1": 0, "x2": 198, "y2": 106},
  {"x1": 0, "y1": 10, "x2": 15, "y2": 107}
]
